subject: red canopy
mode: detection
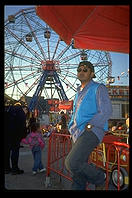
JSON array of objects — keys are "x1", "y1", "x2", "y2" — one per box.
[{"x1": 36, "y1": 5, "x2": 129, "y2": 53}]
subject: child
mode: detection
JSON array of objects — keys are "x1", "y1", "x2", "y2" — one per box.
[{"x1": 21, "y1": 122, "x2": 46, "y2": 175}]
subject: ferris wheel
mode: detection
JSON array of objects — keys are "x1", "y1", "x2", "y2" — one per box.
[{"x1": 4, "y1": 7, "x2": 112, "y2": 111}]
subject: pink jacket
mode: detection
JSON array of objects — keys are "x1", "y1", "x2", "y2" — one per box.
[{"x1": 21, "y1": 132, "x2": 45, "y2": 150}]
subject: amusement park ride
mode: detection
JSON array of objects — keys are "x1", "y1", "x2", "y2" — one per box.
[{"x1": 4, "y1": 7, "x2": 113, "y2": 112}]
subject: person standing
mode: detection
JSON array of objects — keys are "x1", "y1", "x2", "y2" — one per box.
[
  {"x1": 21, "y1": 122, "x2": 45, "y2": 175},
  {"x1": 4, "y1": 102, "x2": 29, "y2": 175},
  {"x1": 65, "y1": 61, "x2": 112, "y2": 190},
  {"x1": 60, "y1": 111, "x2": 67, "y2": 130},
  {"x1": 27, "y1": 113, "x2": 37, "y2": 133}
]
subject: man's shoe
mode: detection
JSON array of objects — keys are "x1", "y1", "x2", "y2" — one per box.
[
  {"x1": 12, "y1": 169, "x2": 24, "y2": 175},
  {"x1": 95, "y1": 172, "x2": 106, "y2": 190}
]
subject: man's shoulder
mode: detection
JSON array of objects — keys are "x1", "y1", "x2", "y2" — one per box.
[
  {"x1": 90, "y1": 80, "x2": 101, "y2": 89},
  {"x1": 92, "y1": 80, "x2": 102, "y2": 86},
  {"x1": 92, "y1": 80, "x2": 106, "y2": 89}
]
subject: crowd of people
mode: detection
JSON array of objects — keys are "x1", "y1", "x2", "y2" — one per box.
[{"x1": 4, "y1": 100, "x2": 69, "y2": 176}]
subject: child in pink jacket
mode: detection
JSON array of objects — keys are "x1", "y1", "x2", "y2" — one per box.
[{"x1": 21, "y1": 122, "x2": 45, "y2": 175}]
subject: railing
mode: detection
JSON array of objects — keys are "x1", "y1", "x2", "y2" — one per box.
[
  {"x1": 45, "y1": 132, "x2": 129, "y2": 190},
  {"x1": 45, "y1": 133, "x2": 72, "y2": 187}
]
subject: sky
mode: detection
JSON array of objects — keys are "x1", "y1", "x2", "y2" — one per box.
[{"x1": 4, "y1": 5, "x2": 129, "y2": 87}]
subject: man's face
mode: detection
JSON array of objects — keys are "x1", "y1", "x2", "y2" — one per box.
[{"x1": 77, "y1": 65, "x2": 94, "y2": 83}]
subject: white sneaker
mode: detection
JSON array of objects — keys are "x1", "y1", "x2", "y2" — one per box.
[
  {"x1": 32, "y1": 171, "x2": 37, "y2": 175},
  {"x1": 104, "y1": 173, "x2": 106, "y2": 180},
  {"x1": 39, "y1": 168, "x2": 46, "y2": 172}
]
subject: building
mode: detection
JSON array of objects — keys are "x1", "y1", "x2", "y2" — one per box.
[{"x1": 107, "y1": 85, "x2": 129, "y2": 123}]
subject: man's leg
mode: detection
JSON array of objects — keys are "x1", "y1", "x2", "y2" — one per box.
[
  {"x1": 11, "y1": 145, "x2": 20, "y2": 171},
  {"x1": 11, "y1": 142, "x2": 24, "y2": 174},
  {"x1": 4, "y1": 143, "x2": 12, "y2": 173},
  {"x1": 65, "y1": 130, "x2": 105, "y2": 190}
]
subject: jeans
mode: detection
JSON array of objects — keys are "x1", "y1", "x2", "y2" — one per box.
[
  {"x1": 65, "y1": 130, "x2": 105, "y2": 190},
  {"x1": 32, "y1": 146, "x2": 43, "y2": 172}
]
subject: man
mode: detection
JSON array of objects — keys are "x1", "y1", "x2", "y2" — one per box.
[
  {"x1": 65, "y1": 61, "x2": 112, "y2": 190},
  {"x1": 4, "y1": 102, "x2": 29, "y2": 175},
  {"x1": 60, "y1": 111, "x2": 67, "y2": 129},
  {"x1": 28, "y1": 113, "x2": 37, "y2": 134}
]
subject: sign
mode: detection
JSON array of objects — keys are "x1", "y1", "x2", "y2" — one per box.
[
  {"x1": 108, "y1": 86, "x2": 129, "y2": 96},
  {"x1": 58, "y1": 100, "x2": 73, "y2": 110}
]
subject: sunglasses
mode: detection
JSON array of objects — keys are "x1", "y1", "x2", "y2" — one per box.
[{"x1": 77, "y1": 68, "x2": 89, "y2": 73}]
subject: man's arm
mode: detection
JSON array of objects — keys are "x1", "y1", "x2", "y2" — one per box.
[{"x1": 89, "y1": 84, "x2": 112, "y2": 129}]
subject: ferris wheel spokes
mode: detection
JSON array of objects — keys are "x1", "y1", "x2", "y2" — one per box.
[
  {"x1": 5, "y1": 26, "x2": 43, "y2": 62},
  {"x1": 5, "y1": 49, "x2": 40, "y2": 66},
  {"x1": 22, "y1": 11, "x2": 47, "y2": 61},
  {"x1": 51, "y1": 37, "x2": 61, "y2": 60}
]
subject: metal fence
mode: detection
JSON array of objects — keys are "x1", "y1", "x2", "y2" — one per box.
[{"x1": 45, "y1": 132, "x2": 129, "y2": 190}]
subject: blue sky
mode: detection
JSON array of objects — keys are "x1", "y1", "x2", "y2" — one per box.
[{"x1": 4, "y1": 5, "x2": 129, "y2": 86}]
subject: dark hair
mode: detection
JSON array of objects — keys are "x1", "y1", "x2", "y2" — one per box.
[
  {"x1": 31, "y1": 122, "x2": 40, "y2": 132},
  {"x1": 78, "y1": 61, "x2": 96, "y2": 78}
]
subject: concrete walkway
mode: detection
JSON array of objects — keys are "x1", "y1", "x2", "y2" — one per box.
[
  {"x1": 4, "y1": 138, "x2": 71, "y2": 191},
  {"x1": 4, "y1": 137, "x2": 118, "y2": 191}
]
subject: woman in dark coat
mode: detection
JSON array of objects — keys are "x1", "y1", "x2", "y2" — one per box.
[{"x1": 4, "y1": 103, "x2": 29, "y2": 175}]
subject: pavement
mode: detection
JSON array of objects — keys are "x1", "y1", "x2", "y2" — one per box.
[
  {"x1": 4, "y1": 137, "x2": 120, "y2": 191},
  {"x1": 4, "y1": 138, "x2": 72, "y2": 191}
]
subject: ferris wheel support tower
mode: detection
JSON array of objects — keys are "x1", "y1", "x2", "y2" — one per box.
[{"x1": 29, "y1": 60, "x2": 68, "y2": 111}]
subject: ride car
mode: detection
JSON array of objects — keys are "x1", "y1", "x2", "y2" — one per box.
[{"x1": 89, "y1": 134, "x2": 129, "y2": 190}]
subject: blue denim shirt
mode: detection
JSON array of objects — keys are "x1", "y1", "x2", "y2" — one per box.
[{"x1": 69, "y1": 80, "x2": 112, "y2": 143}]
